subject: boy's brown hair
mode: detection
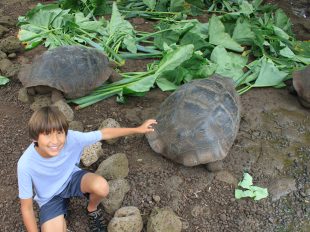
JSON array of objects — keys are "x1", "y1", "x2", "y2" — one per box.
[{"x1": 28, "y1": 106, "x2": 69, "y2": 141}]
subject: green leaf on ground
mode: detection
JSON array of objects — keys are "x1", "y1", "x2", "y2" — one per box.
[
  {"x1": 235, "y1": 173, "x2": 268, "y2": 201},
  {"x1": 253, "y1": 58, "x2": 288, "y2": 87},
  {"x1": 0, "y1": 75, "x2": 10, "y2": 85}
]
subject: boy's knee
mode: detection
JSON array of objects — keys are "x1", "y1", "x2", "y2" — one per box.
[{"x1": 93, "y1": 176, "x2": 109, "y2": 197}]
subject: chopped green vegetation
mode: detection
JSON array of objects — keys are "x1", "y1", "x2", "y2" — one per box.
[
  {"x1": 235, "y1": 173, "x2": 268, "y2": 201},
  {"x1": 18, "y1": 0, "x2": 310, "y2": 108}
]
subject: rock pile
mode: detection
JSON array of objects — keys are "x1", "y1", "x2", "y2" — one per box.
[
  {"x1": 0, "y1": 15, "x2": 22, "y2": 78},
  {"x1": 80, "y1": 118, "x2": 183, "y2": 232}
]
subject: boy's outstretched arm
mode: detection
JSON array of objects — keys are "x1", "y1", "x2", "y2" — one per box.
[
  {"x1": 100, "y1": 119, "x2": 157, "y2": 140},
  {"x1": 20, "y1": 198, "x2": 38, "y2": 232}
]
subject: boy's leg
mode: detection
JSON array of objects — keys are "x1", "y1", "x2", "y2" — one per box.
[
  {"x1": 80, "y1": 173, "x2": 109, "y2": 212},
  {"x1": 81, "y1": 173, "x2": 109, "y2": 232},
  {"x1": 41, "y1": 215, "x2": 66, "y2": 232}
]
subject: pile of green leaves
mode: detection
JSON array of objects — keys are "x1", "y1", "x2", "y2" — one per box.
[
  {"x1": 18, "y1": 3, "x2": 143, "y2": 65},
  {"x1": 18, "y1": 0, "x2": 310, "y2": 108},
  {"x1": 18, "y1": 4, "x2": 105, "y2": 49},
  {"x1": 58, "y1": 0, "x2": 110, "y2": 16},
  {"x1": 235, "y1": 173, "x2": 268, "y2": 201},
  {"x1": 117, "y1": 0, "x2": 205, "y2": 18},
  {"x1": 70, "y1": 43, "x2": 215, "y2": 108}
]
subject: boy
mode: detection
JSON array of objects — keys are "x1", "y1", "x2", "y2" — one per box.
[{"x1": 17, "y1": 106, "x2": 157, "y2": 232}]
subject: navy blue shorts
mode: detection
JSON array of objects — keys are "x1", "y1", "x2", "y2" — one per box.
[{"x1": 39, "y1": 170, "x2": 88, "y2": 226}]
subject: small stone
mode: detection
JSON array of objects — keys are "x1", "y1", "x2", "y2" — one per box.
[
  {"x1": 0, "y1": 16, "x2": 16, "y2": 27},
  {"x1": 8, "y1": 53, "x2": 16, "y2": 59},
  {"x1": 81, "y1": 142, "x2": 103, "y2": 167},
  {"x1": 0, "y1": 58, "x2": 13, "y2": 72},
  {"x1": 220, "y1": 214, "x2": 227, "y2": 221},
  {"x1": 153, "y1": 195, "x2": 161, "y2": 203},
  {"x1": 0, "y1": 25, "x2": 9, "y2": 37},
  {"x1": 108, "y1": 206, "x2": 143, "y2": 232},
  {"x1": 0, "y1": 36, "x2": 23, "y2": 54},
  {"x1": 147, "y1": 207, "x2": 182, "y2": 232},
  {"x1": 215, "y1": 171, "x2": 238, "y2": 187},
  {"x1": 0, "y1": 51, "x2": 6, "y2": 59},
  {"x1": 69, "y1": 121, "x2": 84, "y2": 132},
  {"x1": 99, "y1": 118, "x2": 121, "y2": 144},
  {"x1": 18, "y1": 88, "x2": 33, "y2": 104},
  {"x1": 53, "y1": 100, "x2": 74, "y2": 122},
  {"x1": 269, "y1": 178, "x2": 297, "y2": 201}
]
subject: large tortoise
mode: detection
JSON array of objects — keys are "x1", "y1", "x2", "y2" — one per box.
[
  {"x1": 18, "y1": 45, "x2": 115, "y2": 100},
  {"x1": 293, "y1": 65, "x2": 310, "y2": 108},
  {"x1": 146, "y1": 75, "x2": 241, "y2": 167}
]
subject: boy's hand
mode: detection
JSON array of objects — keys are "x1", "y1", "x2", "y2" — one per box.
[{"x1": 137, "y1": 119, "x2": 157, "y2": 134}]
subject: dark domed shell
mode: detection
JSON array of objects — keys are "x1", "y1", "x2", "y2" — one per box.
[
  {"x1": 146, "y1": 75, "x2": 241, "y2": 166},
  {"x1": 18, "y1": 45, "x2": 112, "y2": 99}
]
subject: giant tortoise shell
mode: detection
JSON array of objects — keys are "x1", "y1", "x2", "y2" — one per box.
[
  {"x1": 146, "y1": 75, "x2": 241, "y2": 166},
  {"x1": 18, "y1": 45, "x2": 112, "y2": 99}
]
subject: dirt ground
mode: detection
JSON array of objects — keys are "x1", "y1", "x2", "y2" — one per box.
[{"x1": 0, "y1": 0, "x2": 309, "y2": 231}]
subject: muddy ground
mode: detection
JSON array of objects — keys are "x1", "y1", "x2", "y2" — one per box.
[{"x1": 0, "y1": 0, "x2": 309, "y2": 231}]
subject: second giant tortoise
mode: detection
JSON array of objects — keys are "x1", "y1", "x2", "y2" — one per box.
[
  {"x1": 146, "y1": 75, "x2": 241, "y2": 167},
  {"x1": 18, "y1": 45, "x2": 115, "y2": 99},
  {"x1": 293, "y1": 65, "x2": 310, "y2": 108}
]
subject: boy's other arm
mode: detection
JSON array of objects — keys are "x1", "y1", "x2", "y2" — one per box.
[
  {"x1": 20, "y1": 198, "x2": 39, "y2": 232},
  {"x1": 100, "y1": 119, "x2": 157, "y2": 140}
]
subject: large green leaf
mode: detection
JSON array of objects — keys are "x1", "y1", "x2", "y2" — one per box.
[
  {"x1": 253, "y1": 58, "x2": 288, "y2": 87},
  {"x1": 123, "y1": 74, "x2": 157, "y2": 93},
  {"x1": 142, "y1": 0, "x2": 156, "y2": 10},
  {"x1": 209, "y1": 15, "x2": 244, "y2": 52},
  {"x1": 210, "y1": 45, "x2": 247, "y2": 82},
  {"x1": 156, "y1": 77, "x2": 178, "y2": 91},
  {"x1": 180, "y1": 22, "x2": 210, "y2": 50},
  {"x1": 232, "y1": 17, "x2": 255, "y2": 45},
  {"x1": 156, "y1": 44, "x2": 194, "y2": 73},
  {"x1": 274, "y1": 8, "x2": 291, "y2": 33},
  {"x1": 170, "y1": 0, "x2": 185, "y2": 12}
]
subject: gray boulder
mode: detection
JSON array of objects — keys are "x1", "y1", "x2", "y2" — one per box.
[
  {"x1": 81, "y1": 142, "x2": 103, "y2": 167},
  {"x1": 96, "y1": 153, "x2": 129, "y2": 180},
  {"x1": 108, "y1": 206, "x2": 143, "y2": 232},
  {"x1": 101, "y1": 178, "x2": 130, "y2": 214},
  {"x1": 0, "y1": 36, "x2": 23, "y2": 54},
  {"x1": 269, "y1": 178, "x2": 297, "y2": 201},
  {"x1": 53, "y1": 100, "x2": 74, "y2": 122},
  {"x1": 3, "y1": 63, "x2": 20, "y2": 77},
  {"x1": 0, "y1": 25, "x2": 9, "y2": 38},
  {"x1": 147, "y1": 207, "x2": 182, "y2": 232},
  {"x1": 18, "y1": 87, "x2": 33, "y2": 104}
]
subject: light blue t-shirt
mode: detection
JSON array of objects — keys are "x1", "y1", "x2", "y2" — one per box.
[{"x1": 17, "y1": 130, "x2": 102, "y2": 207}]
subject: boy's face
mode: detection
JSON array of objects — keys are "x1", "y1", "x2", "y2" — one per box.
[{"x1": 34, "y1": 130, "x2": 66, "y2": 158}]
